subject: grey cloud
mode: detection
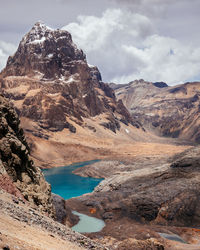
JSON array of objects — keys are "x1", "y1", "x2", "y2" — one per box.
[
  {"x1": 0, "y1": 0, "x2": 200, "y2": 84},
  {"x1": 63, "y1": 5, "x2": 200, "y2": 85},
  {"x1": 63, "y1": 9, "x2": 154, "y2": 79},
  {"x1": 0, "y1": 0, "x2": 110, "y2": 42}
]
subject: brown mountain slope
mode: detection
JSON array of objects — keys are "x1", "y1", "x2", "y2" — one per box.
[
  {"x1": 112, "y1": 79, "x2": 200, "y2": 143},
  {"x1": 0, "y1": 23, "x2": 190, "y2": 167},
  {"x1": 0, "y1": 22, "x2": 148, "y2": 167}
]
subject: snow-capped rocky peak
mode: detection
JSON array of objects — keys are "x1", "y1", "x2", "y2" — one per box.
[
  {"x1": 4, "y1": 22, "x2": 87, "y2": 79},
  {"x1": 31, "y1": 21, "x2": 53, "y2": 34},
  {"x1": 21, "y1": 21, "x2": 53, "y2": 45}
]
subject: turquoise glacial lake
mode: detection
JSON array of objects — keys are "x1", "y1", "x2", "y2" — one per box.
[
  {"x1": 71, "y1": 211, "x2": 105, "y2": 233},
  {"x1": 42, "y1": 160, "x2": 103, "y2": 200},
  {"x1": 42, "y1": 160, "x2": 105, "y2": 233}
]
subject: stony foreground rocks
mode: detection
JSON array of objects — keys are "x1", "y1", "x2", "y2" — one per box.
[
  {"x1": 0, "y1": 94, "x2": 54, "y2": 217},
  {"x1": 0, "y1": 190, "x2": 109, "y2": 250}
]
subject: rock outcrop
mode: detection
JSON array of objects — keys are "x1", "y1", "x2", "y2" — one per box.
[
  {"x1": 67, "y1": 146, "x2": 200, "y2": 228},
  {"x1": 111, "y1": 79, "x2": 200, "y2": 143},
  {"x1": 52, "y1": 193, "x2": 78, "y2": 226},
  {"x1": 0, "y1": 94, "x2": 54, "y2": 217}
]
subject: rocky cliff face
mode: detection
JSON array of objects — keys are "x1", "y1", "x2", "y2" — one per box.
[
  {"x1": 2, "y1": 22, "x2": 85, "y2": 79},
  {"x1": 0, "y1": 22, "x2": 137, "y2": 134},
  {"x1": 0, "y1": 94, "x2": 54, "y2": 217},
  {"x1": 112, "y1": 79, "x2": 200, "y2": 143}
]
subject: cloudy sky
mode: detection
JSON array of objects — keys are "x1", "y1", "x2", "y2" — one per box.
[{"x1": 1, "y1": 0, "x2": 200, "y2": 85}]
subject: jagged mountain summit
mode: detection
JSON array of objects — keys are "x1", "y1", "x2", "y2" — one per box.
[
  {"x1": 111, "y1": 79, "x2": 200, "y2": 143},
  {"x1": 2, "y1": 21, "x2": 86, "y2": 80},
  {"x1": 1, "y1": 21, "x2": 136, "y2": 131},
  {"x1": 0, "y1": 22, "x2": 143, "y2": 167}
]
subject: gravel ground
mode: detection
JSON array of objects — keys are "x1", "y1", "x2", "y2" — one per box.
[{"x1": 0, "y1": 190, "x2": 110, "y2": 250}]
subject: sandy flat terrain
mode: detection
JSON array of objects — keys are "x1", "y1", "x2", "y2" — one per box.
[{"x1": 21, "y1": 117, "x2": 191, "y2": 168}]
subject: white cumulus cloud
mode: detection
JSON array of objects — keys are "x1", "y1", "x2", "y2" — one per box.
[
  {"x1": 62, "y1": 8, "x2": 200, "y2": 85},
  {"x1": 118, "y1": 35, "x2": 200, "y2": 84},
  {"x1": 62, "y1": 9, "x2": 155, "y2": 82},
  {"x1": 0, "y1": 41, "x2": 16, "y2": 72}
]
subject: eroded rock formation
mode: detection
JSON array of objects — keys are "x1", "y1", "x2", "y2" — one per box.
[{"x1": 0, "y1": 94, "x2": 54, "y2": 217}]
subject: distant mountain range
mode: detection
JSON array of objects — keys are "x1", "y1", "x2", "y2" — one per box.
[{"x1": 110, "y1": 79, "x2": 200, "y2": 143}]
